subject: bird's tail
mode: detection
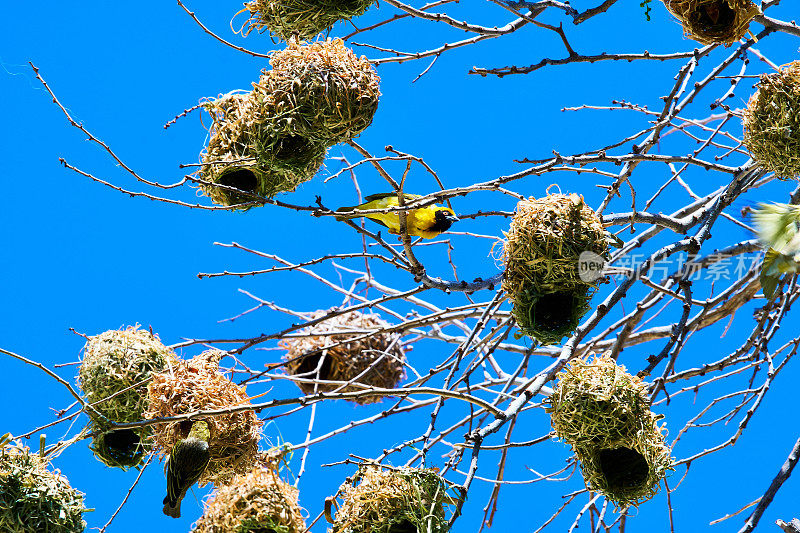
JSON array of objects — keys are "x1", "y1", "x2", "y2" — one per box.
[
  {"x1": 163, "y1": 495, "x2": 182, "y2": 519},
  {"x1": 334, "y1": 206, "x2": 361, "y2": 221}
]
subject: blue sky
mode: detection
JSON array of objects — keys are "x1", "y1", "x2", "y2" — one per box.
[{"x1": 1, "y1": 1, "x2": 799, "y2": 532}]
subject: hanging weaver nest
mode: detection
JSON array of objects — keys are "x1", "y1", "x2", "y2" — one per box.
[
  {"x1": 502, "y1": 193, "x2": 609, "y2": 344},
  {"x1": 193, "y1": 464, "x2": 305, "y2": 533},
  {"x1": 199, "y1": 91, "x2": 326, "y2": 209},
  {"x1": 281, "y1": 310, "x2": 406, "y2": 404},
  {"x1": 743, "y1": 61, "x2": 800, "y2": 180},
  {"x1": 0, "y1": 442, "x2": 87, "y2": 533},
  {"x1": 546, "y1": 354, "x2": 653, "y2": 448},
  {"x1": 77, "y1": 326, "x2": 174, "y2": 469},
  {"x1": 145, "y1": 350, "x2": 263, "y2": 486},
  {"x1": 546, "y1": 354, "x2": 673, "y2": 507},
  {"x1": 573, "y1": 418, "x2": 673, "y2": 508},
  {"x1": 256, "y1": 39, "x2": 380, "y2": 146},
  {"x1": 331, "y1": 465, "x2": 455, "y2": 533},
  {"x1": 663, "y1": 0, "x2": 758, "y2": 45},
  {"x1": 242, "y1": 0, "x2": 374, "y2": 41}
]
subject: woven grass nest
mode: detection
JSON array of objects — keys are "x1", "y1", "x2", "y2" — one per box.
[
  {"x1": 199, "y1": 91, "x2": 326, "y2": 210},
  {"x1": 145, "y1": 350, "x2": 263, "y2": 486},
  {"x1": 743, "y1": 61, "x2": 800, "y2": 180},
  {"x1": 663, "y1": 0, "x2": 758, "y2": 45},
  {"x1": 331, "y1": 466, "x2": 454, "y2": 533},
  {"x1": 256, "y1": 39, "x2": 380, "y2": 146},
  {"x1": 193, "y1": 464, "x2": 305, "y2": 533},
  {"x1": 243, "y1": 0, "x2": 374, "y2": 41},
  {"x1": 281, "y1": 310, "x2": 406, "y2": 404},
  {"x1": 547, "y1": 354, "x2": 673, "y2": 507},
  {"x1": 0, "y1": 442, "x2": 87, "y2": 533},
  {"x1": 502, "y1": 193, "x2": 609, "y2": 344},
  {"x1": 77, "y1": 326, "x2": 175, "y2": 469}
]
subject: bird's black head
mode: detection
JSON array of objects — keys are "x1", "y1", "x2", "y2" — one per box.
[{"x1": 431, "y1": 209, "x2": 459, "y2": 233}]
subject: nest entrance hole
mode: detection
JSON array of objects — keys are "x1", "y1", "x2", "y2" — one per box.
[
  {"x1": 388, "y1": 519, "x2": 417, "y2": 533},
  {"x1": 249, "y1": 529, "x2": 278, "y2": 533},
  {"x1": 219, "y1": 168, "x2": 258, "y2": 194},
  {"x1": 532, "y1": 291, "x2": 575, "y2": 331},
  {"x1": 103, "y1": 429, "x2": 140, "y2": 455},
  {"x1": 295, "y1": 351, "x2": 333, "y2": 381},
  {"x1": 273, "y1": 135, "x2": 312, "y2": 161},
  {"x1": 598, "y1": 447, "x2": 649, "y2": 491},
  {"x1": 692, "y1": 1, "x2": 735, "y2": 31}
]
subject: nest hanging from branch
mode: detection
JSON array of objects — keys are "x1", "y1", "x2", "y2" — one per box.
[
  {"x1": 199, "y1": 91, "x2": 326, "y2": 209},
  {"x1": 193, "y1": 464, "x2": 305, "y2": 533},
  {"x1": 502, "y1": 193, "x2": 609, "y2": 344},
  {"x1": 145, "y1": 350, "x2": 263, "y2": 486},
  {"x1": 77, "y1": 326, "x2": 175, "y2": 469},
  {"x1": 663, "y1": 0, "x2": 758, "y2": 45},
  {"x1": 281, "y1": 310, "x2": 406, "y2": 404},
  {"x1": 0, "y1": 442, "x2": 87, "y2": 533},
  {"x1": 331, "y1": 465, "x2": 454, "y2": 533},
  {"x1": 743, "y1": 61, "x2": 800, "y2": 180},
  {"x1": 256, "y1": 39, "x2": 380, "y2": 146},
  {"x1": 546, "y1": 354, "x2": 673, "y2": 507},
  {"x1": 242, "y1": 0, "x2": 374, "y2": 41}
]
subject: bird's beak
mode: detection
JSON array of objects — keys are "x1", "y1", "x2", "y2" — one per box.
[{"x1": 446, "y1": 212, "x2": 460, "y2": 222}]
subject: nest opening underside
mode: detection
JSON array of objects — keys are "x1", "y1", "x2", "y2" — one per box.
[
  {"x1": 245, "y1": 0, "x2": 375, "y2": 41},
  {"x1": 598, "y1": 447, "x2": 650, "y2": 492},
  {"x1": 668, "y1": 0, "x2": 758, "y2": 44},
  {"x1": 512, "y1": 287, "x2": 593, "y2": 345}
]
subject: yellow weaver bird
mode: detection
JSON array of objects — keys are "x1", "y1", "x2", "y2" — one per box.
[{"x1": 335, "y1": 193, "x2": 459, "y2": 239}]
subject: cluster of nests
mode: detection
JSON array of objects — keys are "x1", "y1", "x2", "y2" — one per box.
[
  {"x1": 76, "y1": 326, "x2": 262, "y2": 485},
  {"x1": 198, "y1": 38, "x2": 380, "y2": 210},
  {"x1": 502, "y1": 193, "x2": 612, "y2": 345},
  {"x1": 663, "y1": 0, "x2": 759, "y2": 45},
  {"x1": 547, "y1": 354, "x2": 673, "y2": 507},
  {"x1": 0, "y1": 442, "x2": 88, "y2": 533}
]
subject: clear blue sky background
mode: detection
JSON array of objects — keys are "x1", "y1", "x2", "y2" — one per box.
[{"x1": 1, "y1": 1, "x2": 798, "y2": 532}]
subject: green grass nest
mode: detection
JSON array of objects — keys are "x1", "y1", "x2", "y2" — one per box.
[
  {"x1": 77, "y1": 326, "x2": 174, "y2": 469},
  {"x1": 199, "y1": 92, "x2": 326, "y2": 210},
  {"x1": 547, "y1": 354, "x2": 653, "y2": 448},
  {"x1": 663, "y1": 0, "x2": 758, "y2": 45},
  {"x1": 193, "y1": 465, "x2": 305, "y2": 533},
  {"x1": 502, "y1": 193, "x2": 609, "y2": 344},
  {"x1": 743, "y1": 61, "x2": 800, "y2": 180},
  {"x1": 331, "y1": 466, "x2": 454, "y2": 533},
  {"x1": 547, "y1": 354, "x2": 673, "y2": 507},
  {"x1": 256, "y1": 38, "x2": 380, "y2": 146},
  {"x1": 0, "y1": 443, "x2": 87, "y2": 533},
  {"x1": 281, "y1": 310, "x2": 406, "y2": 404},
  {"x1": 243, "y1": 0, "x2": 374, "y2": 41}
]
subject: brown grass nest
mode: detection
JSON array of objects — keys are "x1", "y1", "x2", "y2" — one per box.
[
  {"x1": 547, "y1": 354, "x2": 673, "y2": 507},
  {"x1": 145, "y1": 350, "x2": 263, "y2": 486},
  {"x1": 331, "y1": 465, "x2": 454, "y2": 533},
  {"x1": 502, "y1": 193, "x2": 610, "y2": 344},
  {"x1": 743, "y1": 61, "x2": 800, "y2": 180},
  {"x1": 255, "y1": 38, "x2": 380, "y2": 146},
  {"x1": 193, "y1": 465, "x2": 305, "y2": 533},
  {"x1": 242, "y1": 0, "x2": 375, "y2": 41},
  {"x1": 281, "y1": 310, "x2": 406, "y2": 404},
  {"x1": 77, "y1": 326, "x2": 175, "y2": 469},
  {"x1": 663, "y1": 0, "x2": 759, "y2": 45},
  {"x1": 199, "y1": 91, "x2": 326, "y2": 210},
  {"x1": 0, "y1": 442, "x2": 87, "y2": 533}
]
